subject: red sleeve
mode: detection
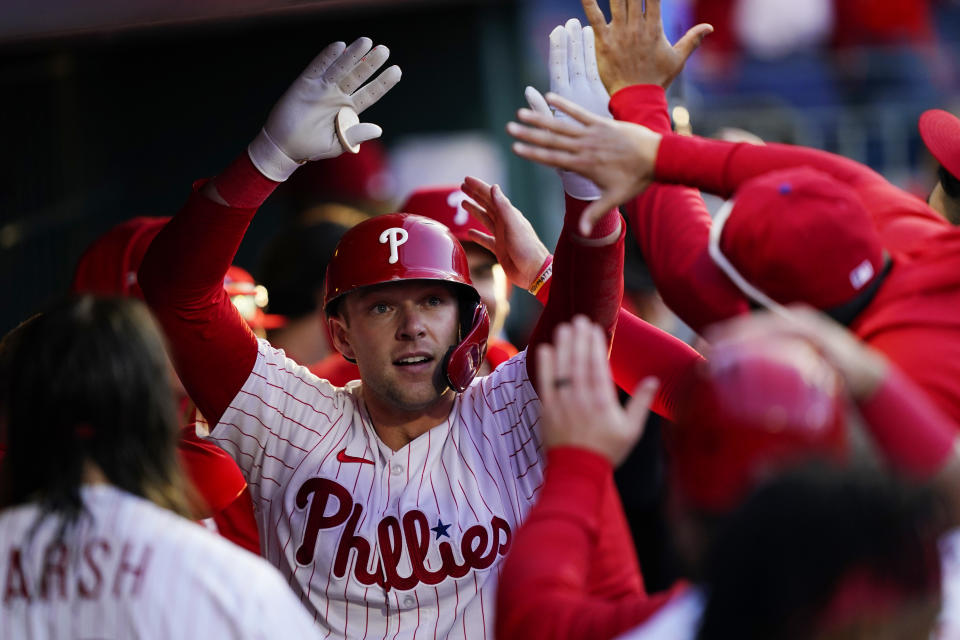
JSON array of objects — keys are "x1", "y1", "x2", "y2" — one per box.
[
  {"x1": 178, "y1": 422, "x2": 246, "y2": 517},
  {"x1": 610, "y1": 85, "x2": 750, "y2": 333},
  {"x1": 624, "y1": 184, "x2": 749, "y2": 333},
  {"x1": 653, "y1": 132, "x2": 886, "y2": 198},
  {"x1": 611, "y1": 84, "x2": 947, "y2": 254},
  {"x1": 139, "y1": 163, "x2": 264, "y2": 426},
  {"x1": 526, "y1": 196, "x2": 625, "y2": 391},
  {"x1": 653, "y1": 132, "x2": 947, "y2": 249},
  {"x1": 609, "y1": 308, "x2": 703, "y2": 421},
  {"x1": 856, "y1": 367, "x2": 958, "y2": 478},
  {"x1": 496, "y1": 447, "x2": 679, "y2": 640},
  {"x1": 211, "y1": 487, "x2": 261, "y2": 555},
  {"x1": 308, "y1": 354, "x2": 361, "y2": 387}
]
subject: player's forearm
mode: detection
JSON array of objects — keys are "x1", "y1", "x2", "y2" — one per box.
[
  {"x1": 497, "y1": 447, "x2": 654, "y2": 640},
  {"x1": 625, "y1": 182, "x2": 750, "y2": 333},
  {"x1": 610, "y1": 307, "x2": 703, "y2": 421},
  {"x1": 610, "y1": 85, "x2": 749, "y2": 332},
  {"x1": 527, "y1": 196, "x2": 624, "y2": 388},
  {"x1": 654, "y1": 134, "x2": 887, "y2": 199},
  {"x1": 139, "y1": 156, "x2": 268, "y2": 424}
]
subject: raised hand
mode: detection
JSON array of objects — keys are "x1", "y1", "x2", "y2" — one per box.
[
  {"x1": 536, "y1": 315, "x2": 659, "y2": 467},
  {"x1": 508, "y1": 92, "x2": 661, "y2": 234},
  {"x1": 525, "y1": 18, "x2": 612, "y2": 200},
  {"x1": 581, "y1": 0, "x2": 712, "y2": 94},
  {"x1": 459, "y1": 176, "x2": 550, "y2": 290},
  {"x1": 704, "y1": 305, "x2": 890, "y2": 399},
  {"x1": 248, "y1": 38, "x2": 402, "y2": 182}
]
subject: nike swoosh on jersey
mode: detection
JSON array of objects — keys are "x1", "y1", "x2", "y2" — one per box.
[{"x1": 336, "y1": 449, "x2": 375, "y2": 465}]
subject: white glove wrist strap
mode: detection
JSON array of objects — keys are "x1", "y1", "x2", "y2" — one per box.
[
  {"x1": 248, "y1": 129, "x2": 302, "y2": 182},
  {"x1": 560, "y1": 170, "x2": 602, "y2": 201}
]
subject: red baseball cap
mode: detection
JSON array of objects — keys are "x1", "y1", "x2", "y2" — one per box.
[
  {"x1": 72, "y1": 217, "x2": 170, "y2": 299},
  {"x1": 919, "y1": 109, "x2": 960, "y2": 179},
  {"x1": 400, "y1": 185, "x2": 490, "y2": 244},
  {"x1": 285, "y1": 138, "x2": 394, "y2": 207},
  {"x1": 668, "y1": 337, "x2": 849, "y2": 513},
  {"x1": 711, "y1": 167, "x2": 885, "y2": 311}
]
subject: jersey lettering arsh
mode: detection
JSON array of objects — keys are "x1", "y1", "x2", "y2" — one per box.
[
  {"x1": 204, "y1": 341, "x2": 543, "y2": 639},
  {"x1": 3, "y1": 540, "x2": 151, "y2": 604}
]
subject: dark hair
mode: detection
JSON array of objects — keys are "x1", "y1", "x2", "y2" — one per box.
[
  {"x1": 940, "y1": 164, "x2": 960, "y2": 199},
  {"x1": 259, "y1": 220, "x2": 351, "y2": 319},
  {"x1": 696, "y1": 465, "x2": 944, "y2": 640},
  {"x1": 0, "y1": 296, "x2": 195, "y2": 529}
]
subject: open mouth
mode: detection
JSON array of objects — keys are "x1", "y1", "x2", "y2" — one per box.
[{"x1": 394, "y1": 354, "x2": 433, "y2": 367}]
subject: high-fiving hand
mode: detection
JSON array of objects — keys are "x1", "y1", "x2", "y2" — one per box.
[
  {"x1": 248, "y1": 38, "x2": 402, "y2": 182},
  {"x1": 525, "y1": 18, "x2": 611, "y2": 201},
  {"x1": 536, "y1": 315, "x2": 659, "y2": 467},
  {"x1": 459, "y1": 176, "x2": 551, "y2": 291},
  {"x1": 508, "y1": 94, "x2": 661, "y2": 235},
  {"x1": 581, "y1": 0, "x2": 712, "y2": 94}
]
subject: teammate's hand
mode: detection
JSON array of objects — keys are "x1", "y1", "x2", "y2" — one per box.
[
  {"x1": 581, "y1": 0, "x2": 712, "y2": 94},
  {"x1": 704, "y1": 305, "x2": 890, "y2": 399},
  {"x1": 508, "y1": 93, "x2": 661, "y2": 235},
  {"x1": 536, "y1": 315, "x2": 659, "y2": 467},
  {"x1": 248, "y1": 38, "x2": 402, "y2": 182},
  {"x1": 459, "y1": 176, "x2": 550, "y2": 290},
  {"x1": 525, "y1": 18, "x2": 611, "y2": 200}
]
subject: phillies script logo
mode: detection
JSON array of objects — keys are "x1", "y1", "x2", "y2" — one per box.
[{"x1": 295, "y1": 478, "x2": 511, "y2": 591}]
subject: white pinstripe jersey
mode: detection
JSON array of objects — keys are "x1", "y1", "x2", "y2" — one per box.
[
  {"x1": 201, "y1": 339, "x2": 544, "y2": 639},
  {"x1": 0, "y1": 485, "x2": 322, "y2": 639}
]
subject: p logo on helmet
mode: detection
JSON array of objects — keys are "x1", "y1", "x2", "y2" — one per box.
[{"x1": 378, "y1": 227, "x2": 408, "y2": 264}]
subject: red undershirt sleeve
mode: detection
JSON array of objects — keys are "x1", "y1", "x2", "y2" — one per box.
[
  {"x1": 610, "y1": 85, "x2": 750, "y2": 333},
  {"x1": 653, "y1": 132, "x2": 888, "y2": 199},
  {"x1": 496, "y1": 447, "x2": 681, "y2": 640},
  {"x1": 526, "y1": 195, "x2": 625, "y2": 392},
  {"x1": 139, "y1": 155, "x2": 275, "y2": 426},
  {"x1": 609, "y1": 307, "x2": 703, "y2": 421}
]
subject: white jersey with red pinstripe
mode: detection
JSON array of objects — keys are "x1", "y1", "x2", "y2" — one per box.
[
  {"x1": 0, "y1": 485, "x2": 322, "y2": 639},
  {"x1": 200, "y1": 339, "x2": 543, "y2": 639}
]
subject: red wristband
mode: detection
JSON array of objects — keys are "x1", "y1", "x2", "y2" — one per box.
[{"x1": 528, "y1": 255, "x2": 553, "y2": 297}]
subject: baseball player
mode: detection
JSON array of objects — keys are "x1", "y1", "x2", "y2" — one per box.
[
  {"x1": 0, "y1": 297, "x2": 323, "y2": 639},
  {"x1": 138, "y1": 36, "x2": 628, "y2": 638},
  {"x1": 495, "y1": 309, "x2": 960, "y2": 640}
]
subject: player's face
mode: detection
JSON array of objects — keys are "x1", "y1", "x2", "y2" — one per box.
[{"x1": 333, "y1": 280, "x2": 461, "y2": 412}]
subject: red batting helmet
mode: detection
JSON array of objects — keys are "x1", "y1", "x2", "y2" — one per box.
[
  {"x1": 223, "y1": 265, "x2": 286, "y2": 331},
  {"x1": 323, "y1": 213, "x2": 489, "y2": 392},
  {"x1": 668, "y1": 338, "x2": 849, "y2": 513},
  {"x1": 400, "y1": 186, "x2": 490, "y2": 244}
]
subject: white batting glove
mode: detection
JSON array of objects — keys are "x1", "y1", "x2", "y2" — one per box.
[
  {"x1": 248, "y1": 37, "x2": 402, "y2": 182},
  {"x1": 526, "y1": 19, "x2": 611, "y2": 200}
]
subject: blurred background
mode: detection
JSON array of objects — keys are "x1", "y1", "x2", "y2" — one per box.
[{"x1": 1, "y1": 0, "x2": 959, "y2": 342}]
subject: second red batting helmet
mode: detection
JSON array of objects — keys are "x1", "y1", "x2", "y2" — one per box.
[
  {"x1": 323, "y1": 213, "x2": 489, "y2": 392},
  {"x1": 400, "y1": 185, "x2": 490, "y2": 244},
  {"x1": 668, "y1": 338, "x2": 849, "y2": 513}
]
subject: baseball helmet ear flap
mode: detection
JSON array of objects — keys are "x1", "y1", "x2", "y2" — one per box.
[{"x1": 444, "y1": 301, "x2": 489, "y2": 392}]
